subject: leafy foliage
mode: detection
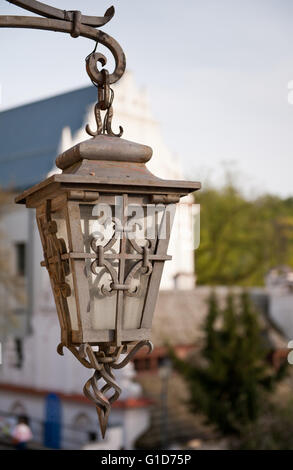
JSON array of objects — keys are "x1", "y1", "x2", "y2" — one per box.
[
  {"x1": 172, "y1": 292, "x2": 286, "y2": 435},
  {"x1": 195, "y1": 181, "x2": 293, "y2": 286},
  {"x1": 238, "y1": 399, "x2": 293, "y2": 450}
]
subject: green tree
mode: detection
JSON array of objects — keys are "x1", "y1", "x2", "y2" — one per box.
[
  {"x1": 195, "y1": 182, "x2": 293, "y2": 286},
  {"x1": 172, "y1": 291, "x2": 286, "y2": 435}
]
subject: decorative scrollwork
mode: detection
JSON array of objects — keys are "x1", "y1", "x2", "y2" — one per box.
[
  {"x1": 57, "y1": 340, "x2": 153, "y2": 437},
  {"x1": 0, "y1": 0, "x2": 126, "y2": 86},
  {"x1": 0, "y1": 2, "x2": 126, "y2": 142},
  {"x1": 89, "y1": 219, "x2": 154, "y2": 298},
  {"x1": 41, "y1": 218, "x2": 71, "y2": 299}
]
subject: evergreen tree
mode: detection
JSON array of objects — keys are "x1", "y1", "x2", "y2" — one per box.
[{"x1": 172, "y1": 291, "x2": 286, "y2": 435}]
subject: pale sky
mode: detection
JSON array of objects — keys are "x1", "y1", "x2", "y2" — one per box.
[{"x1": 1, "y1": 0, "x2": 293, "y2": 197}]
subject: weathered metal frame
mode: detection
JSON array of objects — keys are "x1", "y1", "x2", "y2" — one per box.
[
  {"x1": 15, "y1": 131, "x2": 200, "y2": 438},
  {"x1": 32, "y1": 187, "x2": 179, "y2": 347}
]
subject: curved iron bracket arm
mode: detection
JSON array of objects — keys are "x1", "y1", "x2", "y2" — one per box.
[
  {"x1": 0, "y1": 0, "x2": 126, "y2": 85},
  {"x1": 7, "y1": 0, "x2": 115, "y2": 27}
]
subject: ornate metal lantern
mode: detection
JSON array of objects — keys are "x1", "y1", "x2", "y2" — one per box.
[{"x1": 1, "y1": 0, "x2": 200, "y2": 436}]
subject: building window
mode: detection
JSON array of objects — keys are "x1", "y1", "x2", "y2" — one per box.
[
  {"x1": 10, "y1": 401, "x2": 27, "y2": 417},
  {"x1": 88, "y1": 431, "x2": 98, "y2": 442},
  {"x1": 72, "y1": 413, "x2": 95, "y2": 446},
  {"x1": 15, "y1": 243, "x2": 26, "y2": 277},
  {"x1": 73, "y1": 413, "x2": 92, "y2": 430},
  {"x1": 14, "y1": 338, "x2": 23, "y2": 369}
]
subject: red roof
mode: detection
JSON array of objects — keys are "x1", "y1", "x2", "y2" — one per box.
[{"x1": 0, "y1": 382, "x2": 152, "y2": 409}]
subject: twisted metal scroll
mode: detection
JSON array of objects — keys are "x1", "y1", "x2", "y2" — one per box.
[
  {"x1": 57, "y1": 340, "x2": 153, "y2": 437},
  {"x1": 41, "y1": 201, "x2": 71, "y2": 299},
  {"x1": 0, "y1": 1, "x2": 126, "y2": 138},
  {"x1": 0, "y1": 0, "x2": 126, "y2": 86},
  {"x1": 85, "y1": 69, "x2": 123, "y2": 138},
  {"x1": 90, "y1": 221, "x2": 155, "y2": 298}
]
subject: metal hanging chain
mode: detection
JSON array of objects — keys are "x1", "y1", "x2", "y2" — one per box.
[
  {"x1": 0, "y1": 0, "x2": 126, "y2": 86},
  {"x1": 85, "y1": 55, "x2": 124, "y2": 138}
]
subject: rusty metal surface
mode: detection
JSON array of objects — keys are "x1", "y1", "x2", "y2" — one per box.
[{"x1": 0, "y1": 0, "x2": 126, "y2": 85}]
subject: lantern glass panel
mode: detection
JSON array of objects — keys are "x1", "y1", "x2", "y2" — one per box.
[
  {"x1": 78, "y1": 195, "x2": 169, "y2": 334},
  {"x1": 80, "y1": 203, "x2": 118, "y2": 330},
  {"x1": 123, "y1": 202, "x2": 165, "y2": 329}
]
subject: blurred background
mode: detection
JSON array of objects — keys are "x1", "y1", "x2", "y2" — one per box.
[{"x1": 0, "y1": 0, "x2": 293, "y2": 450}]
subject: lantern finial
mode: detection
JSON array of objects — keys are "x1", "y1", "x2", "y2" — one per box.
[{"x1": 57, "y1": 340, "x2": 153, "y2": 437}]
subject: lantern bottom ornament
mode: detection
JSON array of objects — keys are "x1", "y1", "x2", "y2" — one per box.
[
  {"x1": 57, "y1": 340, "x2": 152, "y2": 437},
  {"x1": 16, "y1": 133, "x2": 200, "y2": 437}
]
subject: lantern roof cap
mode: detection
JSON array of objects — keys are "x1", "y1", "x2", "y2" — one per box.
[
  {"x1": 15, "y1": 135, "x2": 201, "y2": 206},
  {"x1": 56, "y1": 135, "x2": 153, "y2": 170}
]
